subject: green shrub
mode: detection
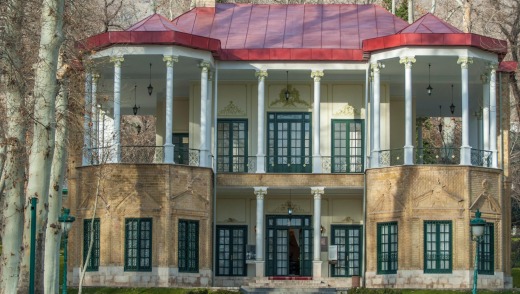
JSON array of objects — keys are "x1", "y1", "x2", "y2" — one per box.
[
  {"x1": 186, "y1": 289, "x2": 208, "y2": 294},
  {"x1": 513, "y1": 239, "x2": 520, "y2": 268},
  {"x1": 349, "y1": 288, "x2": 402, "y2": 294}
]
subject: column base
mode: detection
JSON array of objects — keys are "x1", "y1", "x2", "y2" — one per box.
[
  {"x1": 255, "y1": 261, "x2": 265, "y2": 278},
  {"x1": 371, "y1": 150, "x2": 380, "y2": 168},
  {"x1": 164, "y1": 143, "x2": 174, "y2": 164},
  {"x1": 460, "y1": 145, "x2": 472, "y2": 165},
  {"x1": 312, "y1": 261, "x2": 322, "y2": 279},
  {"x1": 256, "y1": 155, "x2": 265, "y2": 173},
  {"x1": 404, "y1": 145, "x2": 414, "y2": 165},
  {"x1": 199, "y1": 149, "x2": 209, "y2": 167},
  {"x1": 490, "y1": 149, "x2": 498, "y2": 168},
  {"x1": 312, "y1": 155, "x2": 322, "y2": 173}
]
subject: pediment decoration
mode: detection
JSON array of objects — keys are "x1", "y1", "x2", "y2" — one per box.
[
  {"x1": 272, "y1": 201, "x2": 304, "y2": 214},
  {"x1": 340, "y1": 216, "x2": 354, "y2": 223},
  {"x1": 218, "y1": 101, "x2": 246, "y2": 116},
  {"x1": 270, "y1": 85, "x2": 310, "y2": 108},
  {"x1": 469, "y1": 179, "x2": 500, "y2": 214},
  {"x1": 79, "y1": 190, "x2": 109, "y2": 211},
  {"x1": 170, "y1": 188, "x2": 210, "y2": 211},
  {"x1": 115, "y1": 191, "x2": 162, "y2": 213},
  {"x1": 334, "y1": 103, "x2": 360, "y2": 117},
  {"x1": 223, "y1": 217, "x2": 239, "y2": 223},
  {"x1": 413, "y1": 178, "x2": 464, "y2": 209},
  {"x1": 371, "y1": 179, "x2": 406, "y2": 212}
]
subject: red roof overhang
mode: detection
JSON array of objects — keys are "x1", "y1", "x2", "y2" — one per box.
[
  {"x1": 362, "y1": 33, "x2": 508, "y2": 60},
  {"x1": 498, "y1": 61, "x2": 518, "y2": 73},
  {"x1": 78, "y1": 31, "x2": 222, "y2": 57}
]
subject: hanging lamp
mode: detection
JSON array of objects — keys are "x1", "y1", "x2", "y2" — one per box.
[
  {"x1": 285, "y1": 71, "x2": 290, "y2": 101},
  {"x1": 288, "y1": 189, "x2": 293, "y2": 215},
  {"x1": 426, "y1": 63, "x2": 433, "y2": 96},
  {"x1": 132, "y1": 84, "x2": 140, "y2": 115},
  {"x1": 147, "y1": 63, "x2": 153, "y2": 96},
  {"x1": 450, "y1": 84, "x2": 456, "y2": 114}
]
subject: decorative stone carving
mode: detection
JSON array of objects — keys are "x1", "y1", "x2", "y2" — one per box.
[
  {"x1": 254, "y1": 187, "x2": 268, "y2": 200},
  {"x1": 270, "y1": 85, "x2": 311, "y2": 108},
  {"x1": 470, "y1": 179, "x2": 501, "y2": 213},
  {"x1": 413, "y1": 178, "x2": 464, "y2": 209},
  {"x1": 110, "y1": 56, "x2": 124, "y2": 67},
  {"x1": 371, "y1": 179, "x2": 405, "y2": 212},
  {"x1": 457, "y1": 57, "x2": 473, "y2": 69},
  {"x1": 218, "y1": 101, "x2": 246, "y2": 116},
  {"x1": 399, "y1": 56, "x2": 416, "y2": 68},
  {"x1": 333, "y1": 103, "x2": 360, "y2": 117},
  {"x1": 163, "y1": 55, "x2": 179, "y2": 67},
  {"x1": 116, "y1": 191, "x2": 162, "y2": 213}
]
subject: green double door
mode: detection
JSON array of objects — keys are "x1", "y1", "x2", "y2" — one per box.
[{"x1": 265, "y1": 215, "x2": 313, "y2": 276}]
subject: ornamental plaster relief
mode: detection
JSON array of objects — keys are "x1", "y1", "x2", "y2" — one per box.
[
  {"x1": 268, "y1": 84, "x2": 311, "y2": 109},
  {"x1": 217, "y1": 84, "x2": 248, "y2": 117},
  {"x1": 470, "y1": 179, "x2": 501, "y2": 214},
  {"x1": 115, "y1": 191, "x2": 162, "y2": 213},
  {"x1": 266, "y1": 199, "x2": 310, "y2": 214},
  {"x1": 413, "y1": 178, "x2": 464, "y2": 210},
  {"x1": 331, "y1": 84, "x2": 365, "y2": 119}
]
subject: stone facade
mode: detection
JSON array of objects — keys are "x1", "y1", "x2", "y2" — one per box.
[
  {"x1": 365, "y1": 165, "x2": 511, "y2": 289},
  {"x1": 66, "y1": 164, "x2": 214, "y2": 287}
]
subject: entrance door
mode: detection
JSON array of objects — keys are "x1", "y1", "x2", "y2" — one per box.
[
  {"x1": 330, "y1": 225, "x2": 362, "y2": 277},
  {"x1": 172, "y1": 133, "x2": 189, "y2": 164},
  {"x1": 265, "y1": 215, "x2": 312, "y2": 276},
  {"x1": 267, "y1": 113, "x2": 312, "y2": 173}
]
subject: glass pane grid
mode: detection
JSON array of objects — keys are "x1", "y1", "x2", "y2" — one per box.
[
  {"x1": 84, "y1": 219, "x2": 100, "y2": 271},
  {"x1": 125, "y1": 218, "x2": 152, "y2": 271},
  {"x1": 217, "y1": 120, "x2": 248, "y2": 172},
  {"x1": 424, "y1": 221, "x2": 452, "y2": 273},
  {"x1": 216, "y1": 226, "x2": 247, "y2": 277},
  {"x1": 179, "y1": 220, "x2": 199, "y2": 273},
  {"x1": 332, "y1": 120, "x2": 364, "y2": 173},
  {"x1": 377, "y1": 222, "x2": 398, "y2": 274},
  {"x1": 478, "y1": 224, "x2": 494, "y2": 275}
]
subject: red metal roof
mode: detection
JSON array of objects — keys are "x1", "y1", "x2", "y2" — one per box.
[
  {"x1": 126, "y1": 14, "x2": 187, "y2": 32},
  {"x1": 363, "y1": 13, "x2": 507, "y2": 57},
  {"x1": 498, "y1": 61, "x2": 518, "y2": 72},
  {"x1": 172, "y1": 4, "x2": 408, "y2": 50},
  {"x1": 79, "y1": 4, "x2": 508, "y2": 61}
]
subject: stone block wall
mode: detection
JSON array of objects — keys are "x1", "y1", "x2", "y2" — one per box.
[{"x1": 66, "y1": 164, "x2": 214, "y2": 287}]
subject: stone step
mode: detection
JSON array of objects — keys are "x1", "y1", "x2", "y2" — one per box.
[{"x1": 240, "y1": 286, "x2": 337, "y2": 294}]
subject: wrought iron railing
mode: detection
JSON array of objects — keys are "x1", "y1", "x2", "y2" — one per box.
[
  {"x1": 267, "y1": 155, "x2": 312, "y2": 173},
  {"x1": 321, "y1": 156, "x2": 363, "y2": 173},
  {"x1": 120, "y1": 145, "x2": 163, "y2": 163},
  {"x1": 415, "y1": 147, "x2": 460, "y2": 165},
  {"x1": 471, "y1": 149, "x2": 492, "y2": 167},
  {"x1": 378, "y1": 149, "x2": 404, "y2": 167}
]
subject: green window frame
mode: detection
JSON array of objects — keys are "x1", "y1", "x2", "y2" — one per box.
[
  {"x1": 478, "y1": 223, "x2": 494, "y2": 275},
  {"x1": 173, "y1": 133, "x2": 189, "y2": 165},
  {"x1": 331, "y1": 119, "x2": 364, "y2": 173},
  {"x1": 216, "y1": 226, "x2": 247, "y2": 276},
  {"x1": 217, "y1": 120, "x2": 248, "y2": 172},
  {"x1": 124, "y1": 218, "x2": 152, "y2": 271},
  {"x1": 424, "y1": 221, "x2": 452, "y2": 273},
  {"x1": 179, "y1": 219, "x2": 199, "y2": 273},
  {"x1": 267, "y1": 112, "x2": 312, "y2": 173},
  {"x1": 377, "y1": 222, "x2": 398, "y2": 274},
  {"x1": 83, "y1": 219, "x2": 100, "y2": 271},
  {"x1": 331, "y1": 225, "x2": 362, "y2": 277}
]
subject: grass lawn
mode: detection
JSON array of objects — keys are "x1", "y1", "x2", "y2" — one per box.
[{"x1": 513, "y1": 268, "x2": 520, "y2": 288}]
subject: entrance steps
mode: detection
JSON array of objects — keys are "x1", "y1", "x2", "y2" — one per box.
[{"x1": 240, "y1": 277, "x2": 341, "y2": 294}]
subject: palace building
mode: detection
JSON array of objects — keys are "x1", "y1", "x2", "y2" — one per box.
[{"x1": 67, "y1": 1, "x2": 516, "y2": 291}]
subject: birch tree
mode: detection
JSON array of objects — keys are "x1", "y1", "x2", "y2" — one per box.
[
  {"x1": 0, "y1": 0, "x2": 28, "y2": 292},
  {"x1": 18, "y1": 0, "x2": 66, "y2": 291}
]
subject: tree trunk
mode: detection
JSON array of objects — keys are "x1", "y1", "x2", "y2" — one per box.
[
  {"x1": 463, "y1": 0, "x2": 472, "y2": 33},
  {"x1": 18, "y1": 0, "x2": 65, "y2": 292},
  {"x1": 0, "y1": 0, "x2": 27, "y2": 293},
  {"x1": 408, "y1": 0, "x2": 414, "y2": 23},
  {"x1": 43, "y1": 56, "x2": 70, "y2": 294}
]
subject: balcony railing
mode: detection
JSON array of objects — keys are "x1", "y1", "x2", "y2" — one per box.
[
  {"x1": 415, "y1": 147, "x2": 460, "y2": 165},
  {"x1": 471, "y1": 149, "x2": 492, "y2": 167},
  {"x1": 267, "y1": 155, "x2": 312, "y2": 173},
  {"x1": 85, "y1": 146, "x2": 201, "y2": 166},
  {"x1": 379, "y1": 149, "x2": 404, "y2": 167},
  {"x1": 321, "y1": 156, "x2": 364, "y2": 173}
]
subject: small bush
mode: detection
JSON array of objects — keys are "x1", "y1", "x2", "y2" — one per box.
[
  {"x1": 186, "y1": 290, "x2": 209, "y2": 294},
  {"x1": 349, "y1": 288, "x2": 402, "y2": 294},
  {"x1": 513, "y1": 239, "x2": 520, "y2": 268}
]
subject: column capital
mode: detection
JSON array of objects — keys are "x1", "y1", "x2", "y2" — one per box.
[
  {"x1": 399, "y1": 56, "x2": 416, "y2": 68},
  {"x1": 488, "y1": 62, "x2": 498, "y2": 72},
  {"x1": 254, "y1": 187, "x2": 268, "y2": 200},
  {"x1": 457, "y1": 57, "x2": 473, "y2": 68},
  {"x1": 110, "y1": 56, "x2": 124, "y2": 67},
  {"x1": 199, "y1": 61, "x2": 211, "y2": 72},
  {"x1": 311, "y1": 70, "x2": 324, "y2": 82},
  {"x1": 92, "y1": 73, "x2": 100, "y2": 83},
  {"x1": 481, "y1": 73, "x2": 489, "y2": 84},
  {"x1": 163, "y1": 55, "x2": 179, "y2": 67},
  {"x1": 255, "y1": 70, "x2": 268, "y2": 80},
  {"x1": 371, "y1": 62, "x2": 385, "y2": 72},
  {"x1": 311, "y1": 187, "x2": 325, "y2": 199}
]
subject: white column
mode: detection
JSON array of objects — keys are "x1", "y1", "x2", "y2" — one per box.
[
  {"x1": 91, "y1": 73, "x2": 99, "y2": 164},
  {"x1": 369, "y1": 72, "x2": 374, "y2": 164},
  {"x1": 207, "y1": 71, "x2": 213, "y2": 168},
  {"x1": 399, "y1": 56, "x2": 416, "y2": 165},
  {"x1": 82, "y1": 71, "x2": 92, "y2": 166},
  {"x1": 311, "y1": 187, "x2": 324, "y2": 278},
  {"x1": 255, "y1": 70, "x2": 268, "y2": 173},
  {"x1": 110, "y1": 56, "x2": 124, "y2": 163},
  {"x1": 371, "y1": 62, "x2": 384, "y2": 167},
  {"x1": 457, "y1": 57, "x2": 473, "y2": 165},
  {"x1": 163, "y1": 56, "x2": 178, "y2": 163},
  {"x1": 482, "y1": 74, "x2": 490, "y2": 152},
  {"x1": 199, "y1": 61, "x2": 211, "y2": 167},
  {"x1": 254, "y1": 187, "x2": 268, "y2": 277},
  {"x1": 311, "y1": 71, "x2": 324, "y2": 173},
  {"x1": 489, "y1": 63, "x2": 498, "y2": 168}
]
